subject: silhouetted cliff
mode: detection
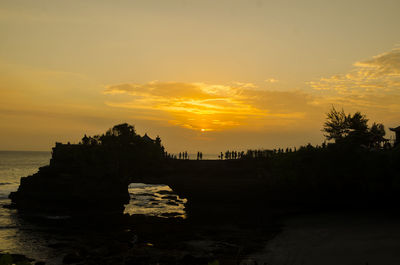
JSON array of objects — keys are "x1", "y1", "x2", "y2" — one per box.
[{"x1": 9, "y1": 124, "x2": 166, "y2": 215}]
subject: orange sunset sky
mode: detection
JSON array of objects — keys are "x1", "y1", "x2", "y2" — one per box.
[{"x1": 1, "y1": 0, "x2": 400, "y2": 153}]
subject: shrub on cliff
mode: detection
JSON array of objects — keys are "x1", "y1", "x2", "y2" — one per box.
[{"x1": 80, "y1": 123, "x2": 165, "y2": 161}]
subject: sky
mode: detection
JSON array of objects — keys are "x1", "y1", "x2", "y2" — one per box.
[{"x1": 1, "y1": 0, "x2": 400, "y2": 153}]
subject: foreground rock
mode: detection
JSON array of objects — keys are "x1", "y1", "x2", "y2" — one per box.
[
  {"x1": 0, "y1": 253, "x2": 41, "y2": 265},
  {"x1": 9, "y1": 143, "x2": 131, "y2": 215},
  {"x1": 39, "y1": 214, "x2": 281, "y2": 265}
]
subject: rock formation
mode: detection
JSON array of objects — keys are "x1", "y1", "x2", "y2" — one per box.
[
  {"x1": 9, "y1": 123, "x2": 166, "y2": 216},
  {"x1": 9, "y1": 143, "x2": 131, "y2": 215}
]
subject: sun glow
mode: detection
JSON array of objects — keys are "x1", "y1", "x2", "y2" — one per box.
[
  {"x1": 200, "y1": 128, "x2": 214, "y2": 132},
  {"x1": 104, "y1": 81, "x2": 312, "y2": 132}
]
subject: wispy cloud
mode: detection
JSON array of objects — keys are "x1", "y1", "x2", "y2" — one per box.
[
  {"x1": 104, "y1": 81, "x2": 311, "y2": 132},
  {"x1": 309, "y1": 48, "x2": 400, "y2": 92},
  {"x1": 308, "y1": 48, "x2": 400, "y2": 114}
]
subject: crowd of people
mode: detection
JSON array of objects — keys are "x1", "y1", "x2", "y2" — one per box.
[
  {"x1": 218, "y1": 151, "x2": 244, "y2": 160},
  {"x1": 168, "y1": 148, "x2": 302, "y2": 160}
]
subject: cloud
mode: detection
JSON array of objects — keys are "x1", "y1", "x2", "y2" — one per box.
[
  {"x1": 265, "y1": 78, "x2": 279, "y2": 83},
  {"x1": 310, "y1": 48, "x2": 400, "y2": 92},
  {"x1": 105, "y1": 81, "x2": 213, "y2": 99},
  {"x1": 103, "y1": 48, "x2": 400, "y2": 135},
  {"x1": 353, "y1": 48, "x2": 400, "y2": 78},
  {"x1": 308, "y1": 48, "x2": 400, "y2": 113},
  {"x1": 104, "y1": 81, "x2": 313, "y2": 132}
]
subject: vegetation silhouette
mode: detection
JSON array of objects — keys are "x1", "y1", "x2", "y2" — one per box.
[
  {"x1": 80, "y1": 123, "x2": 165, "y2": 159},
  {"x1": 322, "y1": 107, "x2": 387, "y2": 148}
]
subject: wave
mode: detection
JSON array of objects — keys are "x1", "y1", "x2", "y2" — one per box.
[
  {"x1": 0, "y1": 189, "x2": 15, "y2": 200},
  {"x1": 0, "y1": 183, "x2": 18, "y2": 200}
]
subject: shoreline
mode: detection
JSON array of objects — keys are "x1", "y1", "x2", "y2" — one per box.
[
  {"x1": 1, "y1": 212, "x2": 282, "y2": 265},
  {"x1": 4, "y1": 207, "x2": 400, "y2": 265}
]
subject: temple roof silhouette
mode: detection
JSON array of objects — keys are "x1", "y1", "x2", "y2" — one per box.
[
  {"x1": 142, "y1": 133, "x2": 155, "y2": 142},
  {"x1": 389, "y1": 126, "x2": 400, "y2": 132}
]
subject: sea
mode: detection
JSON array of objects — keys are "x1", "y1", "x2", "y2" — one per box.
[{"x1": 0, "y1": 151, "x2": 187, "y2": 263}]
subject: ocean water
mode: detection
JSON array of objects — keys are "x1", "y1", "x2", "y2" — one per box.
[
  {"x1": 0, "y1": 151, "x2": 186, "y2": 262},
  {"x1": 0, "y1": 151, "x2": 54, "y2": 261},
  {"x1": 0, "y1": 151, "x2": 51, "y2": 202},
  {"x1": 124, "y1": 183, "x2": 186, "y2": 218}
]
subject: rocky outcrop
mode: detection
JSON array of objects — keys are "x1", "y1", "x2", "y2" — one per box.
[{"x1": 9, "y1": 143, "x2": 132, "y2": 215}]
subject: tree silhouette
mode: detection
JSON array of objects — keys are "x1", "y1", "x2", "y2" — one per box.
[
  {"x1": 370, "y1": 123, "x2": 386, "y2": 147},
  {"x1": 100, "y1": 123, "x2": 139, "y2": 145},
  {"x1": 323, "y1": 107, "x2": 386, "y2": 147},
  {"x1": 346, "y1": 111, "x2": 370, "y2": 145},
  {"x1": 322, "y1": 107, "x2": 350, "y2": 142}
]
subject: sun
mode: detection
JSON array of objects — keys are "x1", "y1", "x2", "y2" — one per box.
[{"x1": 201, "y1": 128, "x2": 206, "y2": 132}]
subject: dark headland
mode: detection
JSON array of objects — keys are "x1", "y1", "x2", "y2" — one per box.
[{"x1": 6, "y1": 109, "x2": 400, "y2": 264}]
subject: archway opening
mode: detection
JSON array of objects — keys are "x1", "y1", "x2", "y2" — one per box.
[{"x1": 124, "y1": 183, "x2": 187, "y2": 218}]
